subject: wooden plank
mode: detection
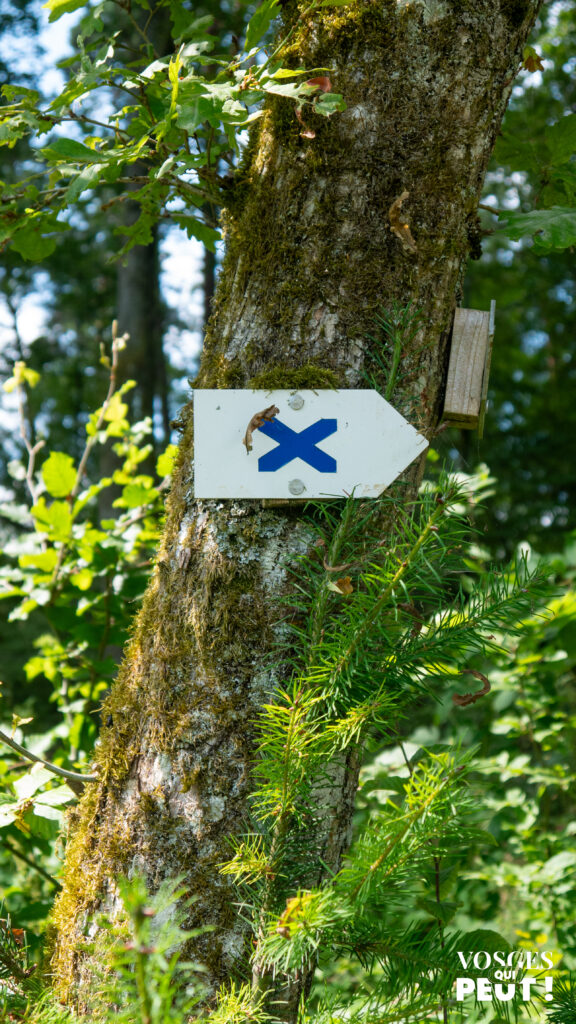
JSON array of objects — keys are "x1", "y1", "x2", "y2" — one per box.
[
  {"x1": 478, "y1": 299, "x2": 496, "y2": 439},
  {"x1": 443, "y1": 308, "x2": 491, "y2": 429}
]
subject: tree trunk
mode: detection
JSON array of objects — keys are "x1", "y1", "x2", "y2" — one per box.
[
  {"x1": 202, "y1": 243, "x2": 217, "y2": 334},
  {"x1": 49, "y1": 0, "x2": 543, "y2": 1015},
  {"x1": 116, "y1": 2, "x2": 173, "y2": 447},
  {"x1": 116, "y1": 215, "x2": 169, "y2": 441}
]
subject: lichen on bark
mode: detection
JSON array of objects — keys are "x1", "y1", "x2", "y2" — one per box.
[{"x1": 49, "y1": 0, "x2": 544, "y2": 1015}]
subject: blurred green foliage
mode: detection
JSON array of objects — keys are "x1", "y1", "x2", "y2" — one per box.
[
  {"x1": 0, "y1": 333, "x2": 174, "y2": 954},
  {"x1": 456, "y1": 3, "x2": 576, "y2": 554}
]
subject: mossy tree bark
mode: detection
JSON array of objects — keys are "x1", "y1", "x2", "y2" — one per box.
[{"x1": 50, "y1": 0, "x2": 543, "y2": 1016}]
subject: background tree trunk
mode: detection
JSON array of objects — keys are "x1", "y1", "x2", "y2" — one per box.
[
  {"x1": 116, "y1": 1, "x2": 174, "y2": 448},
  {"x1": 50, "y1": 0, "x2": 543, "y2": 1013},
  {"x1": 116, "y1": 214, "x2": 169, "y2": 441}
]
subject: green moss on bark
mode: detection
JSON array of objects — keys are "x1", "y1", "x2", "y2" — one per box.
[{"x1": 247, "y1": 363, "x2": 340, "y2": 390}]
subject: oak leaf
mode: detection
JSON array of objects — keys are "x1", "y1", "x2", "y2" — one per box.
[
  {"x1": 306, "y1": 76, "x2": 332, "y2": 92},
  {"x1": 522, "y1": 47, "x2": 544, "y2": 72}
]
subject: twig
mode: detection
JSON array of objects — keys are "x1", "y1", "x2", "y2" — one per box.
[
  {"x1": 14, "y1": 375, "x2": 44, "y2": 507},
  {"x1": 452, "y1": 669, "x2": 491, "y2": 707},
  {"x1": 0, "y1": 838, "x2": 62, "y2": 889},
  {"x1": 433, "y1": 854, "x2": 449, "y2": 1024},
  {"x1": 64, "y1": 111, "x2": 131, "y2": 141},
  {"x1": 0, "y1": 729, "x2": 97, "y2": 795},
  {"x1": 51, "y1": 320, "x2": 128, "y2": 588},
  {"x1": 399, "y1": 741, "x2": 414, "y2": 777}
]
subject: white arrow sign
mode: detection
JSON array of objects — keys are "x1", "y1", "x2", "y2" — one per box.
[{"x1": 193, "y1": 389, "x2": 428, "y2": 499}]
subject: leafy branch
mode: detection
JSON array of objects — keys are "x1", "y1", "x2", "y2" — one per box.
[{"x1": 0, "y1": 0, "x2": 346, "y2": 260}]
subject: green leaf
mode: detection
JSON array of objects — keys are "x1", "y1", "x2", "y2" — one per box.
[
  {"x1": 417, "y1": 898, "x2": 460, "y2": 924},
  {"x1": 12, "y1": 714, "x2": 33, "y2": 732},
  {"x1": 44, "y1": 0, "x2": 88, "y2": 22},
  {"x1": 314, "y1": 92, "x2": 346, "y2": 116},
  {"x1": 540, "y1": 851, "x2": 576, "y2": 883},
  {"x1": 115, "y1": 483, "x2": 158, "y2": 509},
  {"x1": 1, "y1": 85, "x2": 41, "y2": 104},
  {"x1": 0, "y1": 806, "x2": 16, "y2": 829},
  {"x1": 65, "y1": 163, "x2": 105, "y2": 202},
  {"x1": 98, "y1": 392, "x2": 129, "y2": 436},
  {"x1": 13, "y1": 766, "x2": 55, "y2": 800},
  {"x1": 174, "y1": 215, "x2": 220, "y2": 252},
  {"x1": 261, "y1": 79, "x2": 309, "y2": 100},
  {"x1": 31, "y1": 497, "x2": 73, "y2": 542},
  {"x1": 462, "y1": 929, "x2": 512, "y2": 955},
  {"x1": 177, "y1": 92, "x2": 224, "y2": 133},
  {"x1": 156, "y1": 444, "x2": 178, "y2": 478},
  {"x1": 70, "y1": 568, "x2": 94, "y2": 590},
  {"x1": 180, "y1": 39, "x2": 215, "y2": 60},
  {"x1": 9, "y1": 598, "x2": 41, "y2": 620},
  {"x1": 3, "y1": 361, "x2": 41, "y2": 392},
  {"x1": 24, "y1": 655, "x2": 59, "y2": 682},
  {"x1": 42, "y1": 451, "x2": 77, "y2": 498},
  {"x1": 42, "y1": 137, "x2": 100, "y2": 162},
  {"x1": 271, "y1": 68, "x2": 313, "y2": 79},
  {"x1": 31, "y1": 802, "x2": 65, "y2": 822},
  {"x1": 23, "y1": 807, "x2": 60, "y2": 838},
  {"x1": 499, "y1": 206, "x2": 576, "y2": 252},
  {"x1": 11, "y1": 220, "x2": 65, "y2": 261},
  {"x1": 170, "y1": 10, "x2": 214, "y2": 43},
  {"x1": 18, "y1": 549, "x2": 59, "y2": 573},
  {"x1": 36, "y1": 784, "x2": 75, "y2": 807},
  {"x1": 546, "y1": 113, "x2": 576, "y2": 164},
  {"x1": 244, "y1": 0, "x2": 280, "y2": 52}
]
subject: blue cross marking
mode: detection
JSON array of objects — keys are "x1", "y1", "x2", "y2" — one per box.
[{"x1": 257, "y1": 418, "x2": 337, "y2": 473}]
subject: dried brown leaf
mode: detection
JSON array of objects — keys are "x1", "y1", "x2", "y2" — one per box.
[
  {"x1": 388, "y1": 190, "x2": 418, "y2": 252},
  {"x1": 295, "y1": 106, "x2": 316, "y2": 139},
  {"x1": 243, "y1": 405, "x2": 279, "y2": 453},
  {"x1": 327, "y1": 575, "x2": 354, "y2": 595},
  {"x1": 306, "y1": 76, "x2": 332, "y2": 92},
  {"x1": 452, "y1": 669, "x2": 491, "y2": 708}
]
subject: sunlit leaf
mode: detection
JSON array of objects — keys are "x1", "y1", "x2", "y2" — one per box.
[
  {"x1": 244, "y1": 0, "x2": 280, "y2": 52},
  {"x1": 43, "y1": 0, "x2": 88, "y2": 24},
  {"x1": 42, "y1": 452, "x2": 77, "y2": 498}
]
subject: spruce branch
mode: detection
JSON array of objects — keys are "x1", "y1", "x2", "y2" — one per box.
[
  {"x1": 544, "y1": 972, "x2": 576, "y2": 1023},
  {"x1": 222, "y1": 475, "x2": 555, "y2": 1020},
  {"x1": 327, "y1": 495, "x2": 447, "y2": 686}
]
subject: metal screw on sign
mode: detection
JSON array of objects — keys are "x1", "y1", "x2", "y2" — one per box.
[
  {"x1": 288, "y1": 393, "x2": 305, "y2": 410},
  {"x1": 288, "y1": 479, "x2": 306, "y2": 496}
]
